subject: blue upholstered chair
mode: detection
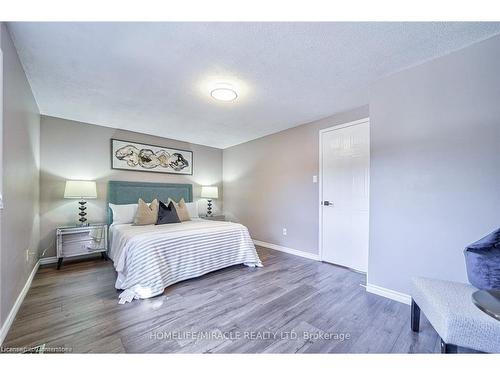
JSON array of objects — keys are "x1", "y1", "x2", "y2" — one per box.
[{"x1": 464, "y1": 228, "x2": 500, "y2": 290}]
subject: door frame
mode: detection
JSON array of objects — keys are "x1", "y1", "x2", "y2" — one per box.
[{"x1": 318, "y1": 117, "x2": 370, "y2": 264}]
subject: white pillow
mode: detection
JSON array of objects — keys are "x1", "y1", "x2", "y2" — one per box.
[
  {"x1": 109, "y1": 203, "x2": 138, "y2": 224},
  {"x1": 185, "y1": 202, "x2": 199, "y2": 218}
]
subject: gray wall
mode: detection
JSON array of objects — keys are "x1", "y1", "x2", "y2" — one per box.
[
  {"x1": 40, "y1": 116, "x2": 223, "y2": 258},
  {"x1": 368, "y1": 34, "x2": 500, "y2": 295},
  {"x1": 1, "y1": 23, "x2": 40, "y2": 325},
  {"x1": 223, "y1": 106, "x2": 369, "y2": 255}
]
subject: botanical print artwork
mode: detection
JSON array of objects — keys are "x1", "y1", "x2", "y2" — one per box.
[{"x1": 111, "y1": 139, "x2": 193, "y2": 175}]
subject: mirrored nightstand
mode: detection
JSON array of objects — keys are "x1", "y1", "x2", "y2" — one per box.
[
  {"x1": 56, "y1": 223, "x2": 108, "y2": 269},
  {"x1": 200, "y1": 215, "x2": 226, "y2": 222}
]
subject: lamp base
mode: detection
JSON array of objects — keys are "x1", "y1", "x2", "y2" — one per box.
[
  {"x1": 207, "y1": 199, "x2": 213, "y2": 217},
  {"x1": 78, "y1": 200, "x2": 89, "y2": 226}
]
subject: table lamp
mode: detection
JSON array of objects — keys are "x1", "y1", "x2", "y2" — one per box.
[
  {"x1": 201, "y1": 186, "x2": 218, "y2": 217},
  {"x1": 64, "y1": 180, "x2": 97, "y2": 226}
]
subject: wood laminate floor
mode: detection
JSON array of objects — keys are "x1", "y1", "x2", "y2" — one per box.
[{"x1": 4, "y1": 247, "x2": 442, "y2": 353}]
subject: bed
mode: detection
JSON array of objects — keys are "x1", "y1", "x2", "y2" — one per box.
[{"x1": 107, "y1": 181, "x2": 262, "y2": 303}]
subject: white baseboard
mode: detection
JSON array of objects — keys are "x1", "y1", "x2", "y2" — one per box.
[
  {"x1": 0, "y1": 260, "x2": 40, "y2": 345},
  {"x1": 366, "y1": 283, "x2": 411, "y2": 305},
  {"x1": 253, "y1": 240, "x2": 320, "y2": 261},
  {"x1": 39, "y1": 256, "x2": 58, "y2": 265}
]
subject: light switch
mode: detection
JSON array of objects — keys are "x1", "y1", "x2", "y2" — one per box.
[
  {"x1": 312, "y1": 175, "x2": 318, "y2": 183},
  {"x1": 0, "y1": 193, "x2": 3, "y2": 209}
]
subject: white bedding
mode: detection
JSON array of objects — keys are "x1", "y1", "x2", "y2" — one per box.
[{"x1": 109, "y1": 219, "x2": 262, "y2": 303}]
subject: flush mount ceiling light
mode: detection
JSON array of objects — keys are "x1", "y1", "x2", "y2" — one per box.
[{"x1": 210, "y1": 83, "x2": 238, "y2": 102}]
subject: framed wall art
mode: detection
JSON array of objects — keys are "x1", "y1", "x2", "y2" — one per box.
[{"x1": 111, "y1": 139, "x2": 193, "y2": 175}]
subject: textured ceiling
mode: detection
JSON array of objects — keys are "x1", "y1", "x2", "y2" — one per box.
[{"x1": 8, "y1": 22, "x2": 500, "y2": 148}]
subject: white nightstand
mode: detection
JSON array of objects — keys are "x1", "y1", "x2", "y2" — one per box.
[
  {"x1": 201, "y1": 215, "x2": 226, "y2": 221},
  {"x1": 56, "y1": 223, "x2": 108, "y2": 269}
]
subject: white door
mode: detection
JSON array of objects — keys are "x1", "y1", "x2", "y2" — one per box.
[{"x1": 320, "y1": 119, "x2": 369, "y2": 272}]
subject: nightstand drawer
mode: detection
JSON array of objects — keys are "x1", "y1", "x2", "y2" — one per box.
[
  {"x1": 62, "y1": 240, "x2": 103, "y2": 256},
  {"x1": 61, "y1": 232, "x2": 94, "y2": 244}
]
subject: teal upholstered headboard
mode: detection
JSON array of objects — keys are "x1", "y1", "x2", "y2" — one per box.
[{"x1": 107, "y1": 180, "x2": 193, "y2": 225}]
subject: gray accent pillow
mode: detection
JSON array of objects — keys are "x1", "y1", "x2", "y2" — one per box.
[{"x1": 156, "y1": 201, "x2": 181, "y2": 225}]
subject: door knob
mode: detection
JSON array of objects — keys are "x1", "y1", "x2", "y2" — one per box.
[{"x1": 322, "y1": 201, "x2": 333, "y2": 206}]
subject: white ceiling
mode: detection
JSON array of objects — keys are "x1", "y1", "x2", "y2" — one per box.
[{"x1": 8, "y1": 22, "x2": 500, "y2": 149}]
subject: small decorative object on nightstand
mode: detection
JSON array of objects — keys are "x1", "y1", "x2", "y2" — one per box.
[
  {"x1": 64, "y1": 180, "x2": 97, "y2": 226},
  {"x1": 202, "y1": 214, "x2": 226, "y2": 221},
  {"x1": 201, "y1": 186, "x2": 218, "y2": 217},
  {"x1": 56, "y1": 223, "x2": 108, "y2": 269}
]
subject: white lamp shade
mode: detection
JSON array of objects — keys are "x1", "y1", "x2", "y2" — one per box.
[
  {"x1": 64, "y1": 180, "x2": 97, "y2": 199},
  {"x1": 201, "y1": 186, "x2": 218, "y2": 199}
]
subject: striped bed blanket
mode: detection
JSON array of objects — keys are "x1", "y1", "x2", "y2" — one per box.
[{"x1": 109, "y1": 219, "x2": 263, "y2": 303}]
